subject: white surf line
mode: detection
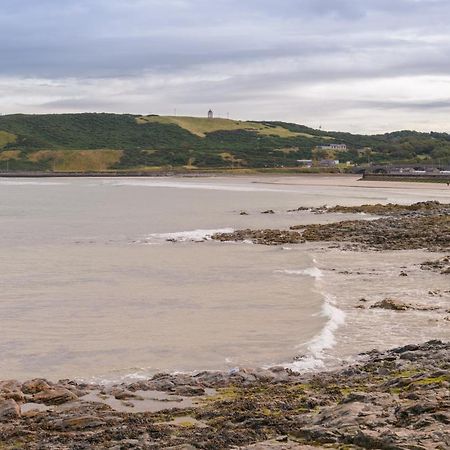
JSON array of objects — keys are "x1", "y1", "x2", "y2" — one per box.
[
  {"x1": 144, "y1": 228, "x2": 235, "y2": 243},
  {"x1": 276, "y1": 261, "x2": 346, "y2": 372}
]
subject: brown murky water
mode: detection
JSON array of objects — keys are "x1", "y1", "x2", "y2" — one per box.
[{"x1": 0, "y1": 175, "x2": 448, "y2": 381}]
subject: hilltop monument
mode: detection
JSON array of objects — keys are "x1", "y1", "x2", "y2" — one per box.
[{"x1": 208, "y1": 109, "x2": 213, "y2": 119}]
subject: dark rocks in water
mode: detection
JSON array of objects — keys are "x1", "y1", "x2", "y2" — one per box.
[
  {"x1": 371, "y1": 298, "x2": 411, "y2": 311},
  {"x1": 399, "y1": 271, "x2": 408, "y2": 276},
  {"x1": 261, "y1": 209, "x2": 275, "y2": 214},
  {"x1": 240, "y1": 211, "x2": 249, "y2": 215},
  {"x1": 212, "y1": 229, "x2": 304, "y2": 245},
  {"x1": 420, "y1": 255, "x2": 450, "y2": 274},
  {"x1": 289, "y1": 201, "x2": 450, "y2": 217},
  {"x1": 326, "y1": 200, "x2": 450, "y2": 217},
  {"x1": 287, "y1": 206, "x2": 310, "y2": 212},
  {"x1": 370, "y1": 298, "x2": 440, "y2": 312},
  {"x1": 211, "y1": 202, "x2": 449, "y2": 251},
  {"x1": 295, "y1": 215, "x2": 450, "y2": 252},
  {"x1": 109, "y1": 387, "x2": 143, "y2": 401}
]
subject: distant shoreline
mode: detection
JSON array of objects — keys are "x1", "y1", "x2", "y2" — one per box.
[
  {"x1": 0, "y1": 169, "x2": 350, "y2": 179},
  {"x1": 0, "y1": 170, "x2": 449, "y2": 184}
]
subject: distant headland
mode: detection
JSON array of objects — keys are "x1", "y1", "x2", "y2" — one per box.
[{"x1": 0, "y1": 113, "x2": 448, "y2": 175}]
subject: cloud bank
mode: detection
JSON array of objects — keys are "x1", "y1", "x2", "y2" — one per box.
[{"x1": 1, "y1": 0, "x2": 449, "y2": 133}]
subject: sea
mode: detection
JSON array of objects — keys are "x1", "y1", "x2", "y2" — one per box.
[{"x1": 0, "y1": 175, "x2": 448, "y2": 382}]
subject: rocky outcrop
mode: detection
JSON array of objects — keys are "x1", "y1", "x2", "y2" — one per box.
[
  {"x1": 370, "y1": 298, "x2": 411, "y2": 311},
  {"x1": 295, "y1": 215, "x2": 449, "y2": 251},
  {"x1": 213, "y1": 229, "x2": 304, "y2": 245},
  {"x1": 370, "y1": 298, "x2": 440, "y2": 312},
  {"x1": 213, "y1": 202, "x2": 450, "y2": 250},
  {"x1": 289, "y1": 201, "x2": 450, "y2": 217},
  {"x1": 421, "y1": 255, "x2": 450, "y2": 274},
  {"x1": 32, "y1": 387, "x2": 78, "y2": 405},
  {"x1": 0, "y1": 341, "x2": 448, "y2": 449}
]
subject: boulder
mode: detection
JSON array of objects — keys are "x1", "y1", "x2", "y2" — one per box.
[
  {"x1": 22, "y1": 379, "x2": 52, "y2": 394},
  {"x1": 33, "y1": 388, "x2": 78, "y2": 405},
  {"x1": 0, "y1": 399, "x2": 21, "y2": 421},
  {"x1": 173, "y1": 385, "x2": 205, "y2": 396},
  {"x1": 370, "y1": 298, "x2": 410, "y2": 311},
  {"x1": 110, "y1": 388, "x2": 143, "y2": 400}
]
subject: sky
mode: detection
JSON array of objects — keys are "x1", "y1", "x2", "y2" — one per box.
[{"x1": 1, "y1": 0, "x2": 449, "y2": 133}]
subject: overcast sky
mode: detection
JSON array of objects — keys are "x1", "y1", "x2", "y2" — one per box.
[{"x1": 1, "y1": 0, "x2": 449, "y2": 133}]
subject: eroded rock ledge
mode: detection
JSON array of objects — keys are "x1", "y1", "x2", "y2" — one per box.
[
  {"x1": 213, "y1": 202, "x2": 450, "y2": 251},
  {"x1": 0, "y1": 341, "x2": 449, "y2": 449}
]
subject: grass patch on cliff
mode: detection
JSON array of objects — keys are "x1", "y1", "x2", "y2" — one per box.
[
  {"x1": 137, "y1": 115, "x2": 307, "y2": 138},
  {"x1": 28, "y1": 149, "x2": 123, "y2": 171},
  {"x1": 0, "y1": 131, "x2": 17, "y2": 148},
  {"x1": 0, "y1": 150, "x2": 21, "y2": 161}
]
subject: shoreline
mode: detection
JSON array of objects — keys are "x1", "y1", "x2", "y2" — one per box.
[
  {"x1": 1, "y1": 169, "x2": 449, "y2": 185},
  {"x1": 0, "y1": 170, "x2": 345, "y2": 178}
]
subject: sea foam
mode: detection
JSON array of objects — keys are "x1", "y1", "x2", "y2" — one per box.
[
  {"x1": 277, "y1": 267, "x2": 324, "y2": 280},
  {"x1": 286, "y1": 293, "x2": 346, "y2": 371},
  {"x1": 145, "y1": 228, "x2": 234, "y2": 243},
  {"x1": 278, "y1": 265, "x2": 346, "y2": 372}
]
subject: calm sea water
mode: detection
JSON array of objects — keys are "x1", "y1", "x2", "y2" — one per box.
[{"x1": 0, "y1": 176, "x2": 448, "y2": 381}]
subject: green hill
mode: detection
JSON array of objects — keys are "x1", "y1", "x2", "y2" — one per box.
[{"x1": 0, "y1": 113, "x2": 448, "y2": 172}]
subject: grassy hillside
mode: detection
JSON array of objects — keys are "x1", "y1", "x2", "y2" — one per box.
[
  {"x1": 0, "y1": 113, "x2": 448, "y2": 172},
  {"x1": 0, "y1": 131, "x2": 17, "y2": 147},
  {"x1": 138, "y1": 115, "x2": 318, "y2": 138}
]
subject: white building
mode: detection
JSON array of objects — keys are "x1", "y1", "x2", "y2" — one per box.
[{"x1": 318, "y1": 144, "x2": 347, "y2": 151}]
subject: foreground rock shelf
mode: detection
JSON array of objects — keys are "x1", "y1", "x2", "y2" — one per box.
[{"x1": 0, "y1": 341, "x2": 449, "y2": 449}]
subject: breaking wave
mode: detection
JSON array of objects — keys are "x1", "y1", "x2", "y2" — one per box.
[
  {"x1": 277, "y1": 265, "x2": 346, "y2": 372},
  {"x1": 277, "y1": 267, "x2": 324, "y2": 280},
  {"x1": 144, "y1": 228, "x2": 234, "y2": 243},
  {"x1": 286, "y1": 294, "x2": 346, "y2": 371}
]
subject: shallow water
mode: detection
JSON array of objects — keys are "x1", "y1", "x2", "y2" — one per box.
[{"x1": 0, "y1": 175, "x2": 448, "y2": 381}]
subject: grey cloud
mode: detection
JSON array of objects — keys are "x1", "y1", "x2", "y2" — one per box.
[
  {"x1": 353, "y1": 99, "x2": 450, "y2": 111},
  {"x1": 1, "y1": 0, "x2": 450, "y2": 132},
  {"x1": 1, "y1": 0, "x2": 450, "y2": 77}
]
